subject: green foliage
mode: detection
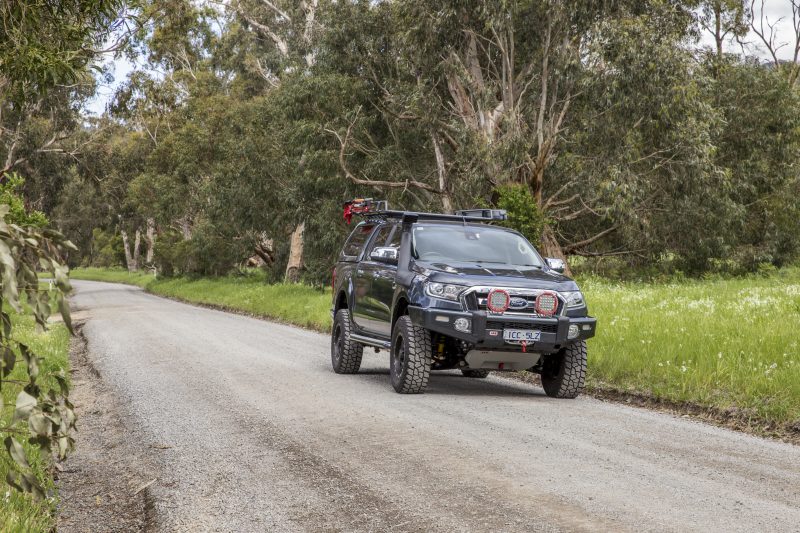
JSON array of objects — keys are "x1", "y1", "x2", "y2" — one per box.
[
  {"x1": 0, "y1": 314, "x2": 69, "y2": 532},
  {"x1": 155, "y1": 223, "x2": 250, "y2": 277},
  {"x1": 90, "y1": 228, "x2": 125, "y2": 268},
  {"x1": 0, "y1": 204, "x2": 76, "y2": 500},
  {"x1": 711, "y1": 58, "x2": 800, "y2": 268},
  {"x1": 0, "y1": 174, "x2": 48, "y2": 228},
  {"x1": 494, "y1": 185, "x2": 544, "y2": 244},
  {"x1": 0, "y1": 0, "x2": 121, "y2": 98},
  {"x1": 46, "y1": 0, "x2": 800, "y2": 282}
]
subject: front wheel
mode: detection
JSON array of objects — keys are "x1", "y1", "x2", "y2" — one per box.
[
  {"x1": 390, "y1": 316, "x2": 432, "y2": 394},
  {"x1": 541, "y1": 340, "x2": 587, "y2": 399},
  {"x1": 331, "y1": 309, "x2": 363, "y2": 374}
]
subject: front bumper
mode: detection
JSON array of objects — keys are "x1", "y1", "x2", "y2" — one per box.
[{"x1": 407, "y1": 305, "x2": 596, "y2": 353}]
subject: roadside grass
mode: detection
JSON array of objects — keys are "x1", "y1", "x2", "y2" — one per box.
[
  {"x1": 67, "y1": 266, "x2": 800, "y2": 432},
  {"x1": 67, "y1": 268, "x2": 331, "y2": 331},
  {"x1": 1, "y1": 313, "x2": 70, "y2": 533},
  {"x1": 52, "y1": 267, "x2": 155, "y2": 288},
  {"x1": 583, "y1": 269, "x2": 800, "y2": 428}
]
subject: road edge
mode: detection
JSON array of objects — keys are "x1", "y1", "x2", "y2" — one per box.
[{"x1": 56, "y1": 322, "x2": 159, "y2": 532}]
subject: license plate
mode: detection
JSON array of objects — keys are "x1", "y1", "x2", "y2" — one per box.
[{"x1": 503, "y1": 329, "x2": 541, "y2": 343}]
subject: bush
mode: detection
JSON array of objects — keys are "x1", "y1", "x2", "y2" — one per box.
[
  {"x1": 89, "y1": 228, "x2": 125, "y2": 268},
  {"x1": 0, "y1": 173, "x2": 48, "y2": 227},
  {"x1": 494, "y1": 184, "x2": 545, "y2": 244},
  {"x1": 153, "y1": 223, "x2": 250, "y2": 277}
]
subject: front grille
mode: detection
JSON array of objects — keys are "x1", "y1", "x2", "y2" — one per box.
[
  {"x1": 469, "y1": 291, "x2": 563, "y2": 317},
  {"x1": 486, "y1": 321, "x2": 559, "y2": 333}
]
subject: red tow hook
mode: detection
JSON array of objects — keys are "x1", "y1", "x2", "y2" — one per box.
[{"x1": 521, "y1": 340, "x2": 527, "y2": 353}]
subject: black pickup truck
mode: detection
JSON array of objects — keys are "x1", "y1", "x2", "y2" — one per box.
[{"x1": 330, "y1": 200, "x2": 596, "y2": 397}]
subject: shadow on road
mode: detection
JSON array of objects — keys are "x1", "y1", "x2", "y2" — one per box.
[{"x1": 352, "y1": 367, "x2": 547, "y2": 398}]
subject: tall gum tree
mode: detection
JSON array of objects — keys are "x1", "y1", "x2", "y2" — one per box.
[
  {"x1": 374, "y1": 1, "x2": 629, "y2": 267},
  {"x1": 234, "y1": 0, "x2": 323, "y2": 282}
]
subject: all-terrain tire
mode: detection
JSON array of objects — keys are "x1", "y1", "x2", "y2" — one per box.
[
  {"x1": 390, "y1": 316, "x2": 432, "y2": 394},
  {"x1": 461, "y1": 368, "x2": 490, "y2": 378},
  {"x1": 541, "y1": 340, "x2": 587, "y2": 399},
  {"x1": 331, "y1": 309, "x2": 363, "y2": 374}
]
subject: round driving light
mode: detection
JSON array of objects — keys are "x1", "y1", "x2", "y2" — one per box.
[
  {"x1": 535, "y1": 291, "x2": 558, "y2": 316},
  {"x1": 487, "y1": 289, "x2": 510, "y2": 313},
  {"x1": 568, "y1": 324, "x2": 579, "y2": 339},
  {"x1": 454, "y1": 318, "x2": 471, "y2": 333}
]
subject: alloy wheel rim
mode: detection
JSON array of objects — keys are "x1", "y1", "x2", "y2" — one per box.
[
  {"x1": 392, "y1": 333, "x2": 405, "y2": 377},
  {"x1": 333, "y1": 323, "x2": 342, "y2": 363}
]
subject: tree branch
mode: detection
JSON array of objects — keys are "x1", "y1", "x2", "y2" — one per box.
[
  {"x1": 750, "y1": 0, "x2": 785, "y2": 67},
  {"x1": 562, "y1": 225, "x2": 619, "y2": 253},
  {"x1": 431, "y1": 130, "x2": 452, "y2": 212},
  {"x1": 325, "y1": 111, "x2": 440, "y2": 194},
  {"x1": 239, "y1": 9, "x2": 289, "y2": 57},
  {"x1": 260, "y1": 0, "x2": 291, "y2": 22}
]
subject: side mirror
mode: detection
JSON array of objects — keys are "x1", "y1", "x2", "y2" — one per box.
[
  {"x1": 546, "y1": 257, "x2": 566, "y2": 274},
  {"x1": 370, "y1": 247, "x2": 398, "y2": 265}
]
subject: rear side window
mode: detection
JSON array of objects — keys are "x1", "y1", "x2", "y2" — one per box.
[
  {"x1": 342, "y1": 223, "x2": 375, "y2": 258},
  {"x1": 364, "y1": 224, "x2": 394, "y2": 257}
]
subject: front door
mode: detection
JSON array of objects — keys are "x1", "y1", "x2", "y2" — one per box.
[{"x1": 352, "y1": 224, "x2": 396, "y2": 337}]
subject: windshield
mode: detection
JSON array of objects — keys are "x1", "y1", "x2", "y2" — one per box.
[{"x1": 412, "y1": 224, "x2": 544, "y2": 267}]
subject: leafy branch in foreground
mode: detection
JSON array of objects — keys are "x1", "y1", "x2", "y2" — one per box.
[{"x1": 0, "y1": 203, "x2": 76, "y2": 499}]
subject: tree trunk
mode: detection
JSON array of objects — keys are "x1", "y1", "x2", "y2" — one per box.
[
  {"x1": 121, "y1": 229, "x2": 142, "y2": 272},
  {"x1": 540, "y1": 225, "x2": 572, "y2": 277},
  {"x1": 431, "y1": 132, "x2": 453, "y2": 213},
  {"x1": 285, "y1": 222, "x2": 305, "y2": 283},
  {"x1": 177, "y1": 216, "x2": 192, "y2": 240},
  {"x1": 132, "y1": 230, "x2": 141, "y2": 272},
  {"x1": 248, "y1": 233, "x2": 275, "y2": 267},
  {"x1": 145, "y1": 218, "x2": 156, "y2": 264}
]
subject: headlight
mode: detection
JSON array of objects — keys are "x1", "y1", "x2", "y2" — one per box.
[
  {"x1": 560, "y1": 291, "x2": 585, "y2": 309},
  {"x1": 425, "y1": 282, "x2": 466, "y2": 301}
]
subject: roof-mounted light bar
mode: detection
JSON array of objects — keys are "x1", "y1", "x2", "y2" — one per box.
[{"x1": 454, "y1": 209, "x2": 508, "y2": 221}]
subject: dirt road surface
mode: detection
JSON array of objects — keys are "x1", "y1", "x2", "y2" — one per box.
[{"x1": 58, "y1": 280, "x2": 800, "y2": 532}]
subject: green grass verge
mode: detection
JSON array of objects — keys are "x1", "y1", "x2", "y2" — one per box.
[
  {"x1": 1, "y1": 314, "x2": 70, "y2": 533},
  {"x1": 67, "y1": 268, "x2": 331, "y2": 331},
  {"x1": 67, "y1": 267, "x2": 800, "y2": 431},
  {"x1": 583, "y1": 270, "x2": 800, "y2": 428}
]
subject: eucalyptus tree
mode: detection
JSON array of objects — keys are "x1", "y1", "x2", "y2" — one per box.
[
  {"x1": 320, "y1": 1, "x2": 716, "y2": 270},
  {"x1": 1, "y1": 0, "x2": 123, "y2": 178},
  {"x1": 107, "y1": 0, "x2": 223, "y2": 270},
  {"x1": 232, "y1": 0, "x2": 328, "y2": 281},
  {"x1": 698, "y1": 0, "x2": 748, "y2": 65},
  {"x1": 748, "y1": 0, "x2": 800, "y2": 86},
  {"x1": 708, "y1": 57, "x2": 800, "y2": 269}
]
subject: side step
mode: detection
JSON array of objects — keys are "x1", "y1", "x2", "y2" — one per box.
[{"x1": 351, "y1": 333, "x2": 391, "y2": 350}]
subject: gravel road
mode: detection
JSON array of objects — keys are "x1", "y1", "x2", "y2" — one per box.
[{"x1": 60, "y1": 280, "x2": 800, "y2": 532}]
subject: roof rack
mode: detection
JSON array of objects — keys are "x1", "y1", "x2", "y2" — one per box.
[{"x1": 343, "y1": 198, "x2": 507, "y2": 224}]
